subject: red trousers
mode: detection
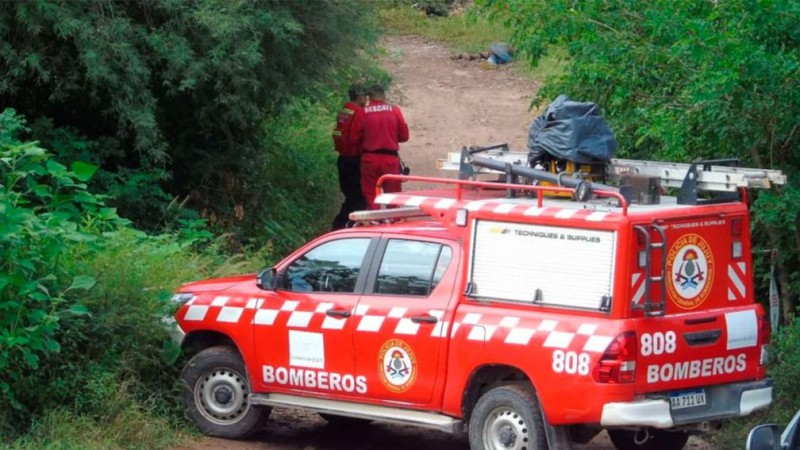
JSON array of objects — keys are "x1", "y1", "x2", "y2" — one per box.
[{"x1": 361, "y1": 153, "x2": 401, "y2": 209}]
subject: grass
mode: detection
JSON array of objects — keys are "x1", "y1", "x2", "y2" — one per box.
[{"x1": 379, "y1": 5, "x2": 568, "y2": 84}]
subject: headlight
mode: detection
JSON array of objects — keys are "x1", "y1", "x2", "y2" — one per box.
[{"x1": 171, "y1": 293, "x2": 195, "y2": 305}]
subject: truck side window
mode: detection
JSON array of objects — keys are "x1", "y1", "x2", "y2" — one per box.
[
  {"x1": 374, "y1": 240, "x2": 451, "y2": 297},
  {"x1": 285, "y1": 238, "x2": 370, "y2": 293}
]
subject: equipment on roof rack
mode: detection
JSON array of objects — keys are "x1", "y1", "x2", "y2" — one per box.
[{"x1": 438, "y1": 144, "x2": 786, "y2": 206}]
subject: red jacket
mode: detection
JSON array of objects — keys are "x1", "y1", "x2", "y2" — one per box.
[
  {"x1": 351, "y1": 100, "x2": 409, "y2": 153},
  {"x1": 332, "y1": 101, "x2": 361, "y2": 157}
]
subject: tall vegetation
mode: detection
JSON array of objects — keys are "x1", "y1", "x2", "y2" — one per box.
[
  {"x1": 478, "y1": 0, "x2": 800, "y2": 315},
  {"x1": 478, "y1": 0, "x2": 800, "y2": 444},
  {"x1": 0, "y1": 0, "x2": 379, "y2": 246}
]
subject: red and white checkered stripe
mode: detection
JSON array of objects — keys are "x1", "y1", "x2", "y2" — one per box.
[
  {"x1": 182, "y1": 297, "x2": 614, "y2": 353},
  {"x1": 448, "y1": 312, "x2": 615, "y2": 353},
  {"x1": 374, "y1": 194, "x2": 617, "y2": 222},
  {"x1": 727, "y1": 262, "x2": 747, "y2": 301}
]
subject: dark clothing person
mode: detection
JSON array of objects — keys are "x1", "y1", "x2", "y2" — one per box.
[
  {"x1": 331, "y1": 89, "x2": 367, "y2": 230},
  {"x1": 350, "y1": 88, "x2": 410, "y2": 210}
]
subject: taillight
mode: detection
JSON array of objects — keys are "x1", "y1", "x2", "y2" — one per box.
[
  {"x1": 593, "y1": 331, "x2": 637, "y2": 383},
  {"x1": 758, "y1": 312, "x2": 771, "y2": 366}
]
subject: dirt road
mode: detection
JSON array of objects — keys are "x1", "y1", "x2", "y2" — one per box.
[{"x1": 182, "y1": 35, "x2": 712, "y2": 450}]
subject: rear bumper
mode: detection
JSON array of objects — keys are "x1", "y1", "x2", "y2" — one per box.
[{"x1": 600, "y1": 378, "x2": 773, "y2": 428}]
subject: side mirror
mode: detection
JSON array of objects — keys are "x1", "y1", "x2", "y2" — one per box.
[
  {"x1": 257, "y1": 267, "x2": 278, "y2": 290},
  {"x1": 746, "y1": 424, "x2": 780, "y2": 450}
]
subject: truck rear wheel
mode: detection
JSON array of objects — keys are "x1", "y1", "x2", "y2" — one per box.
[
  {"x1": 468, "y1": 385, "x2": 547, "y2": 450},
  {"x1": 181, "y1": 346, "x2": 270, "y2": 439},
  {"x1": 608, "y1": 428, "x2": 689, "y2": 450}
]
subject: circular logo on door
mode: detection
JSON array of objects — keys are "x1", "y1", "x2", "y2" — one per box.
[
  {"x1": 666, "y1": 234, "x2": 715, "y2": 310},
  {"x1": 378, "y1": 339, "x2": 417, "y2": 393}
]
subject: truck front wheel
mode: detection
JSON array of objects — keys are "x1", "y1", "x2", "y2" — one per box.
[
  {"x1": 181, "y1": 346, "x2": 270, "y2": 439},
  {"x1": 608, "y1": 428, "x2": 689, "y2": 450},
  {"x1": 468, "y1": 385, "x2": 547, "y2": 450}
]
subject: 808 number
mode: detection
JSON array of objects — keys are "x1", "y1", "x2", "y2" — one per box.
[
  {"x1": 640, "y1": 331, "x2": 677, "y2": 356},
  {"x1": 552, "y1": 350, "x2": 590, "y2": 376}
]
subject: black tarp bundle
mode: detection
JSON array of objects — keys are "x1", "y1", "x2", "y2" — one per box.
[{"x1": 527, "y1": 94, "x2": 618, "y2": 164}]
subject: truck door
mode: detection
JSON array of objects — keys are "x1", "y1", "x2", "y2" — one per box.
[
  {"x1": 253, "y1": 236, "x2": 377, "y2": 398},
  {"x1": 630, "y1": 214, "x2": 766, "y2": 398},
  {"x1": 352, "y1": 237, "x2": 458, "y2": 406}
]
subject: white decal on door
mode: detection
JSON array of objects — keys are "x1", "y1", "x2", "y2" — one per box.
[{"x1": 289, "y1": 330, "x2": 325, "y2": 369}]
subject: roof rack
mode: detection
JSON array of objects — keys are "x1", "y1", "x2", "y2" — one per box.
[{"x1": 438, "y1": 144, "x2": 786, "y2": 205}]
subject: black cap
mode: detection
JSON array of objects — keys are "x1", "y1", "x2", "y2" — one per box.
[
  {"x1": 348, "y1": 84, "x2": 364, "y2": 100},
  {"x1": 368, "y1": 84, "x2": 386, "y2": 97}
]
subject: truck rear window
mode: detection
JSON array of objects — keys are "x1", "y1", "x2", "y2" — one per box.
[{"x1": 468, "y1": 220, "x2": 616, "y2": 310}]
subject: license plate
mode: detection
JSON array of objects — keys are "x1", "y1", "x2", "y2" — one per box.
[{"x1": 669, "y1": 390, "x2": 707, "y2": 410}]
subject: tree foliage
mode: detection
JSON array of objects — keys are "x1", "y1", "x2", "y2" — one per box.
[
  {"x1": 0, "y1": 0, "x2": 379, "y2": 234},
  {"x1": 479, "y1": 0, "x2": 800, "y2": 314}
]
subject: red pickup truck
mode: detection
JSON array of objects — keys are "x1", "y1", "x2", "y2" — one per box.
[{"x1": 171, "y1": 173, "x2": 773, "y2": 450}]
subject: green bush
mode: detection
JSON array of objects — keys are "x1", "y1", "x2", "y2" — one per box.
[{"x1": 0, "y1": 109, "x2": 267, "y2": 446}]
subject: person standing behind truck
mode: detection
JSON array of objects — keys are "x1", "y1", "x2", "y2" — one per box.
[
  {"x1": 331, "y1": 84, "x2": 368, "y2": 230},
  {"x1": 350, "y1": 84, "x2": 410, "y2": 209}
]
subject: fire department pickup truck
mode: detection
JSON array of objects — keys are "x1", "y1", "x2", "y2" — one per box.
[{"x1": 170, "y1": 149, "x2": 783, "y2": 450}]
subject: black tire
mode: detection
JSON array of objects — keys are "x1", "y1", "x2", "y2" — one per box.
[
  {"x1": 468, "y1": 384, "x2": 547, "y2": 450},
  {"x1": 318, "y1": 413, "x2": 372, "y2": 427},
  {"x1": 608, "y1": 428, "x2": 689, "y2": 450},
  {"x1": 181, "y1": 345, "x2": 270, "y2": 439}
]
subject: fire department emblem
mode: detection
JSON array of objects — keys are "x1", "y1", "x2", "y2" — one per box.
[
  {"x1": 666, "y1": 234, "x2": 715, "y2": 309},
  {"x1": 378, "y1": 339, "x2": 417, "y2": 393}
]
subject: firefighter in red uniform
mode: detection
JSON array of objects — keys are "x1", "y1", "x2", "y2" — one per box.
[
  {"x1": 350, "y1": 84, "x2": 410, "y2": 209},
  {"x1": 331, "y1": 84, "x2": 368, "y2": 230}
]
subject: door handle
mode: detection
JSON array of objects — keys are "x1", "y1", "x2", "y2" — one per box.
[
  {"x1": 325, "y1": 309, "x2": 351, "y2": 318},
  {"x1": 411, "y1": 314, "x2": 438, "y2": 324}
]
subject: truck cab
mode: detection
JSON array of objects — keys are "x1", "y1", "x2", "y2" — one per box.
[{"x1": 171, "y1": 160, "x2": 780, "y2": 450}]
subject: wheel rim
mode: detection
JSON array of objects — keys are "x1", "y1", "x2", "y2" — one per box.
[
  {"x1": 482, "y1": 406, "x2": 531, "y2": 450},
  {"x1": 194, "y1": 366, "x2": 251, "y2": 425}
]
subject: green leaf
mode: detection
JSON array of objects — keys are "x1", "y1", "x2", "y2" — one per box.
[
  {"x1": 68, "y1": 304, "x2": 90, "y2": 315},
  {"x1": 72, "y1": 161, "x2": 97, "y2": 179},
  {"x1": 45, "y1": 339, "x2": 61, "y2": 352},
  {"x1": 66, "y1": 275, "x2": 96, "y2": 292}
]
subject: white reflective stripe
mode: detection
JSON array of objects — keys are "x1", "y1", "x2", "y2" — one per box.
[
  {"x1": 217, "y1": 307, "x2": 244, "y2": 323},
  {"x1": 554, "y1": 209, "x2": 578, "y2": 219},
  {"x1": 211, "y1": 296, "x2": 229, "y2": 306},
  {"x1": 394, "y1": 318, "x2": 420, "y2": 335},
  {"x1": 543, "y1": 331, "x2": 575, "y2": 348},
  {"x1": 431, "y1": 321, "x2": 449, "y2": 338},
  {"x1": 406, "y1": 196, "x2": 426, "y2": 207},
  {"x1": 467, "y1": 326, "x2": 485, "y2": 341},
  {"x1": 505, "y1": 328, "x2": 535, "y2": 345},
  {"x1": 728, "y1": 288, "x2": 736, "y2": 301},
  {"x1": 287, "y1": 311, "x2": 313, "y2": 328},
  {"x1": 729, "y1": 264, "x2": 746, "y2": 297},
  {"x1": 357, "y1": 315, "x2": 385, "y2": 332},
  {"x1": 184, "y1": 305, "x2": 209, "y2": 321},
  {"x1": 738, "y1": 262, "x2": 746, "y2": 274},
  {"x1": 632, "y1": 273, "x2": 645, "y2": 305},
  {"x1": 375, "y1": 193, "x2": 397, "y2": 204},
  {"x1": 254, "y1": 309, "x2": 279, "y2": 325},
  {"x1": 434, "y1": 199, "x2": 456, "y2": 209},
  {"x1": 499, "y1": 316, "x2": 520, "y2": 328},
  {"x1": 450, "y1": 323, "x2": 461, "y2": 337},
  {"x1": 466, "y1": 201, "x2": 486, "y2": 211},
  {"x1": 388, "y1": 307, "x2": 407, "y2": 318},
  {"x1": 577, "y1": 324, "x2": 598, "y2": 335},
  {"x1": 281, "y1": 301, "x2": 299, "y2": 311},
  {"x1": 538, "y1": 320, "x2": 558, "y2": 331},
  {"x1": 316, "y1": 302, "x2": 334, "y2": 313},
  {"x1": 586, "y1": 211, "x2": 609, "y2": 222},
  {"x1": 583, "y1": 335, "x2": 614, "y2": 353},
  {"x1": 523, "y1": 206, "x2": 547, "y2": 216},
  {"x1": 246, "y1": 298, "x2": 264, "y2": 309},
  {"x1": 321, "y1": 316, "x2": 347, "y2": 330},
  {"x1": 354, "y1": 304, "x2": 370, "y2": 316},
  {"x1": 483, "y1": 325, "x2": 498, "y2": 340},
  {"x1": 462, "y1": 313, "x2": 482, "y2": 324},
  {"x1": 494, "y1": 203, "x2": 516, "y2": 214},
  {"x1": 631, "y1": 273, "x2": 641, "y2": 286}
]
